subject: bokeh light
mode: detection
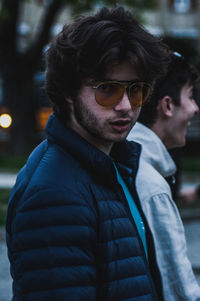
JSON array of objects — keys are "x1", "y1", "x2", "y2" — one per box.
[{"x1": 0, "y1": 113, "x2": 12, "y2": 128}]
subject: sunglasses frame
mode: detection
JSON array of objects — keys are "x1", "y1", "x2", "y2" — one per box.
[{"x1": 91, "y1": 80, "x2": 152, "y2": 107}]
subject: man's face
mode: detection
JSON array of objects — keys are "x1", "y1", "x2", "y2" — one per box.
[
  {"x1": 67, "y1": 61, "x2": 141, "y2": 154},
  {"x1": 167, "y1": 82, "x2": 199, "y2": 148}
]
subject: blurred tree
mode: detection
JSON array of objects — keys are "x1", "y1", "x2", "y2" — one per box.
[{"x1": 0, "y1": 0, "x2": 156, "y2": 154}]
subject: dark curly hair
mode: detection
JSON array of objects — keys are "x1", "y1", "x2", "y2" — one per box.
[
  {"x1": 138, "y1": 52, "x2": 200, "y2": 127},
  {"x1": 45, "y1": 6, "x2": 170, "y2": 120}
]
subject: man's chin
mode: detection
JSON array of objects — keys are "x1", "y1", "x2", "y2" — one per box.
[
  {"x1": 174, "y1": 138, "x2": 186, "y2": 148},
  {"x1": 112, "y1": 134, "x2": 129, "y2": 143}
]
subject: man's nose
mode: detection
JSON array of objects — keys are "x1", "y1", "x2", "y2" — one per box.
[
  {"x1": 114, "y1": 91, "x2": 132, "y2": 111},
  {"x1": 193, "y1": 100, "x2": 199, "y2": 115}
]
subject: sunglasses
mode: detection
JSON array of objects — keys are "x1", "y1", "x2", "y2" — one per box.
[{"x1": 91, "y1": 80, "x2": 152, "y2": 107}]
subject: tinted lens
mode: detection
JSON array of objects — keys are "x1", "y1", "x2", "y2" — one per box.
[
  {"x1": 95, "y1": 83, "x2": 124, "y2": 106},
  {"x1": 129, "y1": 83, "x2": 151, "y2": 107},
  {"x1": 142, "y1": 83, "x2": 152, "y2": 103}
]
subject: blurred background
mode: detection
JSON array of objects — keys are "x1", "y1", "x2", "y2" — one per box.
[{"x1": 0, "y1": 0, "x2": 200, "y2": 300}]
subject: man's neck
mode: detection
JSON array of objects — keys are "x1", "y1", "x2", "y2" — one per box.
[{"x1": 66, "y1": 119, "x2": 113, "y2": 155}]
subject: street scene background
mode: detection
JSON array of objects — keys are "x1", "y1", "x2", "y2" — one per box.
[{"x1": 0, "y1": 0, "x2": 200, "y2": 300}]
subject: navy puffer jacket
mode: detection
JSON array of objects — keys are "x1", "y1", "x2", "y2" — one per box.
[{"x1": 6, "y1": 114, "x2": 162, "y2": 301}]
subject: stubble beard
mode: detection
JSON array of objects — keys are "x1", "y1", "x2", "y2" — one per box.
[
  {"x1": 73, "y1": 95, "x2": 112, "y2": 145},
  {"x1": 73, "y1": 95, "x2": 135, "y2": 146}
]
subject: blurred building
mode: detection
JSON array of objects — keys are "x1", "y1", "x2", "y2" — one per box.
[
  {"x1": 17, "y1": 0, "x2": 200, "y2": 47},
  {"x1": 143, "y1": 0, "x2": 200, "y2": 38}
]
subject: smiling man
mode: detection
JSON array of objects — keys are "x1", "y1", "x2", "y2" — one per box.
[
  {"x1": 128, "y1": 52, "x2": 200, "y2": 300},
  {"x1": 6, "y1": 6, "x2": 170, "y2": 301}
]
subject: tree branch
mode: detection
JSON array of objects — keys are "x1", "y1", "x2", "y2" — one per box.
[
  {"x1": 0, "y1": 0, "x2": 20, "y2": 65},
  {"x1": 25, "y1": 0, "x2": 65, "y2": 66}
]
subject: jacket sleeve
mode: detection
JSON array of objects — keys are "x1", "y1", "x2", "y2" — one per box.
[
  {"x1": 7, "y1": 187, "x2": 98, "y2": 301},
  {"x1": 142, "y1": 192, "x2": 200, "y2": 301}
]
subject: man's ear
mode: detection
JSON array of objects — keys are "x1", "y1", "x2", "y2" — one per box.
[{"x1": 160, "y1": 96, "x2": 174, "y2": 117}]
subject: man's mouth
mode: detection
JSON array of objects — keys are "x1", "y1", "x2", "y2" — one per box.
[{"x1": 110, "y1": 119, "x2": 131, "y2": 132}]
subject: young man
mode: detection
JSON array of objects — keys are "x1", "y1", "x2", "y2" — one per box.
[
  {"x1": 6, "y1": 6, "x2": 169, "y2": 300},
  {"x1": 128, "y1": 52, "x2": 200, "y2": 300}
]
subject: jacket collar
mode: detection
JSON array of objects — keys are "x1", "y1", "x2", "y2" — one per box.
[
  {"x1": 45, "y1": 114, "x2": 141, "y2": 184},
  {"x1": 128, "y1": 122, "x2": 176, "y2": 178}
]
